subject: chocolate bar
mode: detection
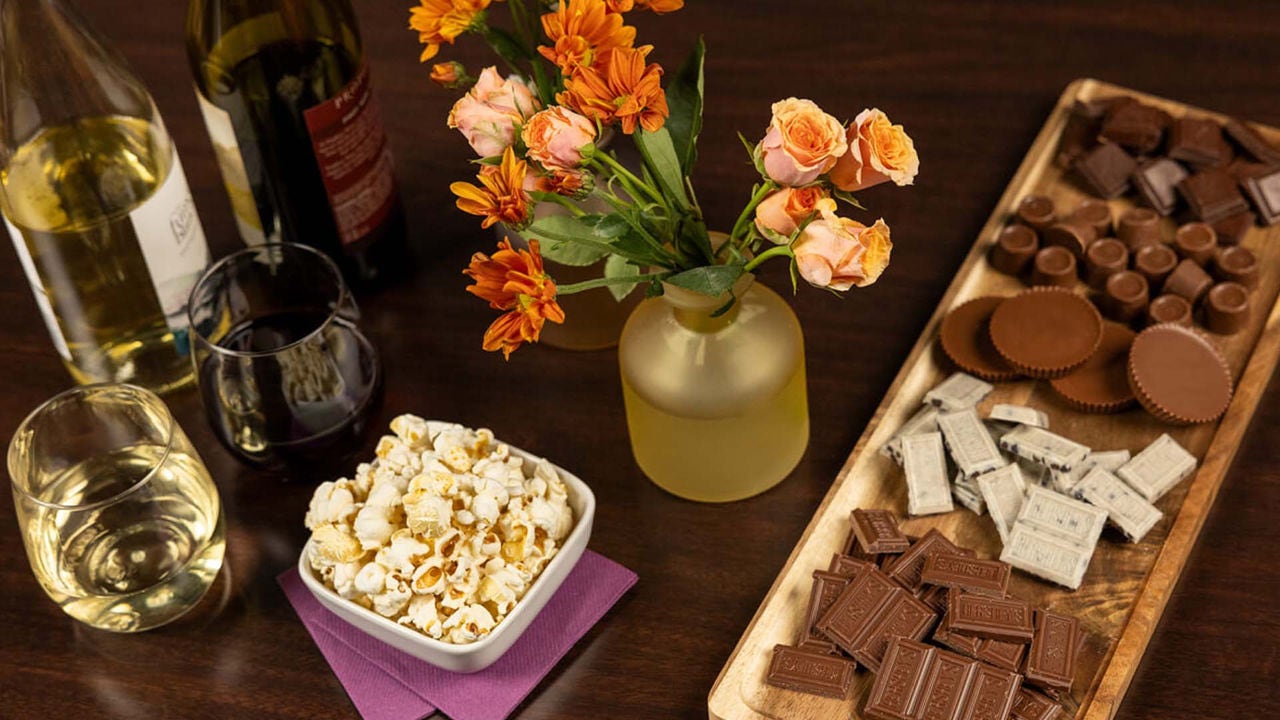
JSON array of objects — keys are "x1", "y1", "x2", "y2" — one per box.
[
  {"x1": 946, "y1": 591, "x2": 1035, "y2": 643},
  {"x1": 987, "y1": 404, "x2": 1048, "y2": 429},
  {"x1": 802, "y1": 569, "x2": 851, "y2": 642},
  {"x1": 865, "y1": 638, "x2": 1022, "y2": 720},
  {"x1": 902, "y1": 432, "x2": 955, "y2": 517},
  {"x1": 1168, "y1": 116, "x2": 1231, "y2": 167},
  {"x1": 1116, "y1": 433, "x2": 1197, "y2": 502},
  {"x1": 1132, "y1": 158, "x2": 1187, "y2": 216},
  {"x1": 885, "y1": 528, "x2": 964, "y2": 592},
  {"x1": 816, "y1": 568, "x2": 937, "y2": 671},
  {"x1": 852, "y1": 508, "x2": 912, "y2": 554},
  {"x1": 999, "y1": 425, "x2": 1090, "y2": 472},
  {"x1": 1242, "y1": 167, "x2": 1280, "y2": 225},
  {"x1": 938, "y1": 408, "x2": 1006, "y2": 479},
  {"x1": 1025, "y1": 610, "x2": 1081, "y2": 693},
  {"x1": 1016, "y1": 485, "x2": 1108, "y2": 549},
  {"x1": 1074, "y1": 467, "x2": 1163, "y2": 542},
  {"x1": 920, "y1": 554, "x2": 1012, "y2": 597},
  {"x1": 1074, "y1": 142, "x2": 1136, "y2": 198},
  {"x1": 1178, "y1": 168, "x2": 1250, "y2": 223},
  {"x1": 1000, "y1": 522, "x2": 1093, "y2": 589},
  {"x1": 766, "y1": 643, "x2": 856, "y2": 699},
  {"x1": 925, "y1": 372, "x2": 994, "y2": 412},
  {"x1": 1223, "y1": 117, "x2": 1280, "y2": 165},
  {"x1": 841, "y1": 527, "x2": 878, "y2": 561},
  {"x1": 1011, "y1": 688, "x2": 1064, "y2": 720}
]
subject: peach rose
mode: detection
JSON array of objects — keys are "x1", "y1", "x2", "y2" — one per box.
[
  {"x1": 791, "y1": 200, "x2": 892, "y2": 290},
  {"x1": 759, "y1": 98, "x2": 847, "y2": 186},
  {"x1": 754, "y1": 186, "x2": 829, "y2": 242},
  {"x1": 829, "y1": 108, "x2": 919, "y2": 192},
  {"x1": 521, "y1": 107, "x2": 597, "y2": 173},
  {"x1": 448, "y1": 67, "x2": 540, "y2": 158}
]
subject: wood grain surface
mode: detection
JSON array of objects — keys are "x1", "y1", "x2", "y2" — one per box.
[{"x1": 1, "y1": 2, "x2": 1278, "y2": 719}]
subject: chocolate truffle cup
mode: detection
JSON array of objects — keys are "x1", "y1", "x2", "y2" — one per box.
[
  {"x1": 990, "y1": 225, "x2": 1039, "y2": 275},
  {"x1": 1133, "y1": 244, "x2": 1179, "y2": 287},
  {"x1": 1084, "y1": 238, "x2": 1129, "y2": 289},
  {"x1": 1030, "y1": 246, "x2": 1078, "y2": 287},
  {"x1": 1212, "y1": 246, "x2": 1259, "y2": 289},
  {"x1": 1162, "y1": 259, "x2": 1214, "y2": 305},
  {"x1": 1173, "y1": 222, "x2": 1218, "y2": 265},
  {"x1": 1117, "y1": 207, "x2": 1163, "y2": 250},
  {"x1": 1042, "y1": 223, "x2": 1097, "y2": 259},
  {"x1": 1146, "y1": 294, "x2": 1193, "y2": 327},
  {"x1": 1067, "y1": 198, "x2": 1113, "y2": 238},
  {"x1": 1016, "y1": 195, "x2": 1056, "y2": 231},
  {"x1": 1104, "y1": 271, "x2": 1150, "y2": 323},
  {"x1": 1205, "y1": 282, "x2": 1250, "y2": 335}
]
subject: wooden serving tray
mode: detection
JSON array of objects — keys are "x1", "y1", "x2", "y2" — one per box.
[{"x1": 708, "y1": 78, "x2": 1280, "y2": 720}]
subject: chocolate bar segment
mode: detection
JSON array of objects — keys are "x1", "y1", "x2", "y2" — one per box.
[
  {"x1": 802, "y1": 570, "x2": 851, "y2": 642},
  {"x1": 765, "y1": 643, "x2": 856, "y2": 699},
  {"x1": 1011, "y1": 688, "x2": 1063, "y2": 720},
  {"x1": 1242, "y1": 167, "x2": 1280, "y2": 225},
  {"x1": 865, "y1": 638, "x2": 933, "y2": 719},
  {"x1": 958, "y1": 663, "x2": 1022, "y2": 720},
  {"x1": 1168, "y1": 116, "x2": 1231, "y2": 167},
  {"x1": 947, "y1": 591, "x2": 1035, "y2": 643},
  {"x1": 852, "y1": 508, "x2": 912, "y2": 554},
  {"x1": 1224, "y1": 117, "x2": 1280, "y2": 165},
  {"x1": 1025, "y1": 610, "x2": 1081, "y2": 693},
  {"x1": 1178, "y1": 168, "x2": 1250, "y2": 222},
  {"x1": 976, "y1": 637, "x2": 1028, "y2": 673},
  {"x1": 1075, "y1": 143, "x2": 1136, "y2": 198},
  {"x1": 885, "y1": 528, "x2": 963, "y2": 592},
  {"x1": 866, "y1": 638, "x2": 1022, "y2": 720},
  {"x1": 829, "y1": 553, "x2": 876, "y2": 578},
  {"x1": 852, "y1": 591, "x2": 939, "y2": 672},
  {"x1": 920, "y1": 554, "x2": 1012, "y2": 597}
]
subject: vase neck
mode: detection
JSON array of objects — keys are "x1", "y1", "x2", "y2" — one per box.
[
  {"x1": 672, "y1": 301, "x2": 741, "y2": 332},
  {"x1": 660, "y1": 273, "x2": 755, "y2": 332}
]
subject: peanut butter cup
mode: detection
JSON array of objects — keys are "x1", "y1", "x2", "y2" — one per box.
[
  {"x1": 1128, "y1": 324, "x2": 1233, "y2": 424},
  {"x1": 1050, "y1": 322, "x2": 1137, "y2": 413},
  {"x1": 989, "y1": 287, "x2": 1104, "y2": 379},
  {"x1": 939, "y1": 297, "x2": 1020, "y2": 382}
]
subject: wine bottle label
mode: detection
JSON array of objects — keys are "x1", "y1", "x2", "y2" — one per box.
[
  {"x1": 303, "y1": 64, "x2": 397, "y2": 246},
  {"x1": 3, "y1": 217, "x2": 72, "y2": 361},
  {"x1": 195, "y1": 89, "x2": 268, "y2": 247},
  {"x1": 130, "y1": 153, "x2": 211, "y2": 339}
]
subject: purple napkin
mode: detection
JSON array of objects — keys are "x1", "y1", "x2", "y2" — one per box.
[{"x1": 279, "y1": 550, "x2": 637, "y2": 720}]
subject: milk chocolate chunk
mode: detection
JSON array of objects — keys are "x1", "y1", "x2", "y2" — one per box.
[
  {"x1": 1205, "y1": 282, "x2": 1250, "y2": 335},
  {"x1": 1016, "y1": 195, "x2": 1056, "y2": 231},
  {"x1": 1224, "y1": 117, "x2": 1280, "y2": 165},
  {"x1": 1011, "y1": 687, "x2": 1064, "y2": 720},
  {"x1": 1241, "y1": 167, "x2": 1280, "y2": 225},
  {"x1": 865, "y1": 638, "x2": 1021, "y2": 720},
  {"x1": 1083, "y1": 238, "x2": 1128, "y2": 288},
  {"x1": 1128, "y1": 324, "x2": 1233, "y2": 425},
  {"x1": 1168, "y1": 116, "x2": 1231, "y2": 167},
  {"x1": 1132, "y1": 157, "x2": 1187, "y2": 216},
  {"x1": 1162, "y1": 259, "x2": 1213, "y2": 304},
  {"x1": 989, "y1": 287, "x2": 1103, "y2": 379},
  {"x1": 940, "y1": 297, "x2": 1020, "y2": 383},
  {"x1": 1029, "y1": 246, "x2": 1078, "y2": 288},
  {"x1": 885, "y1": 528, "x2": 964, "y2": 592},
  {"x1": 1211, "y1": 210, "x2": 1256, "y2": 246},
  {"x1": 1025, "y1": 610, "x2": 1081, "y2": 693},
  {"x1": 1042, "y1": 222, "x2": 1095, "y2": 259},
  {"x1": 1102, "y1": 270, "x2": 1149, "y2": 323},
  {"x1": 990, "y1": 225, "x2": 1040, "y2": 275},
  {"x1": 1146, "y1": 293, "x2": 1192, "y2": 327},
  {"x1": 946, "y1": 591, "x2": 1035, "y2": 643},
  {"x1": 1133, "y1": 243, "x2": 1178, "y2": 287},
  {"x1": 1177, "y1": 168, "x2": 1250, "y2": 222},
  {"x1": 1074, "y1": 143, "x2": 1137, "y2": 198},
  {"x1": 1099, "y1": 101, "x2": 1168, "y2": 154},
  {"x1": 1066, "y1": 198, "x2": 1112, "y2": 237},
  {"x1": 1172, "y1": 222, "x2": 1218, "y2": 265},
  {"x1": 803, "y1": 569, "x2": 852, "y2": 642},
  {"x1": 852, "y1": 508, "x2": 912, "y2": 554},
  {"x1": 864, "y1": 638, "x2": 933, "y2": 720},
  {"x1": 1213, "y1": 245, "x2": 1259, "y2": 288},
  {"x1": 976, "y1": 637, "x2": 1028, "y2": 673},
  {"x1": 816, "y1": 568, "x2": 937, "y2": 671},
  {"x1": 829, "y1": 553, "x2": 877, "y2": 578},
  {"x1": 920, "y1": 554, "x2": 1012, "y2": 597},
  {"x1": 1116, "y1": 207, "x2": 1163, "y2": 249},
  {"x1": 766, "y1": 644, "x2": 856, "y2": 699}
]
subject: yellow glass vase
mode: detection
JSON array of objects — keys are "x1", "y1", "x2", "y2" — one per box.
[{"x1": 619, "y1": 275, "x2": 809, "y2": 502}]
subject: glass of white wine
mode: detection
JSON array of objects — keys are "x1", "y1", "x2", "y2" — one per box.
[{"x1": 7, "y1": 384, "x2": 225, "y2": 632}]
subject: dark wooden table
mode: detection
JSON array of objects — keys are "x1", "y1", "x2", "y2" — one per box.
[{"x1": 2, "y1": 1, "x2": 1278, "y2": 718}]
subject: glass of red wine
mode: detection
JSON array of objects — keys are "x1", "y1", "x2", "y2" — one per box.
[{"x1": 187, "y1": 242, "x2": 383, "y2": 473}]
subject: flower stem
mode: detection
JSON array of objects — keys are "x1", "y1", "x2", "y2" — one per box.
[
  {"x1": 593, "y1": 152, "x2": 666, "y2": 208},
  {"x1": 730, "y1": 181, "x2": 777, "y2": 246},
  {"x1": 742, "y1": 244, "x2": 793, "y2": 273},
  {"x1": 556, "y1": 271, "x2": 670, "y2": 295}
]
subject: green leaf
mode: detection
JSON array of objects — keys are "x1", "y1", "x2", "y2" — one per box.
[
  {"x1": 539, "y1": 239, "x2": 610, "y2": 266},
  {"x1": 645, "y1": 278, "x2": 665, "y2": 298},
  {"x1": 665, "y1": 264, "x2": 744, "y2": 297},
  {"x1": 832, "y1": 188, "x2": 867, "y2": 211},
  {"x1": 581, "y1": 213, "x2": 631, "y2": 240},
  {"x1": 665, "y1": 38, "x2": 705, "y2": 175},
  {"x1": 739, "y1": 131, "x2": 767, "y2": 179},
  {"x1": 524, "y1": 215, "x2": 651, "y2": 265},
  {"x1": 634, "y1": 127, "x2": 691, "y2": 211},
  {"x1": 603, "y1": 254, "x2": 642, "y2": 301}
]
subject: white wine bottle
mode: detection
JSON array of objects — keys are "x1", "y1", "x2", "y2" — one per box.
[
  {"x1": 186, "y1": 0, "x2": 407, "y2": 286},
  {"x1": 0, "y1": 0, "x2": 211, "y2": 394}
]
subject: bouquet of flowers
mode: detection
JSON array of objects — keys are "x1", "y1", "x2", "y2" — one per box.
[{"x1": 410, "y1": 0, "x2": 919, "y2": 358}]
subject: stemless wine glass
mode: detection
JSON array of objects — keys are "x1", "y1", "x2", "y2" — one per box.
[
  {"x1": 7, "y1": 384, "x2": 226, "y2": 632},
  {"x1": 187, "y1": 242, "x2": 383, "y2": 472}
]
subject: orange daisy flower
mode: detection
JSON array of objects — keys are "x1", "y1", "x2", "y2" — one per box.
[
  {"x1": 538, "y1": 0, "x2": 636, "y2": 74},
  {"x1": 603, "y1": 0, "x2": 635, "y2": 10},
  {"x1": 450, "y1": 148, "x2": 532, "y2": 229},
  {"x1": 636, "y1": 0, "x2": 684, "y2": 12},
  {"x1": 409, "y1": 0, "x2": 490, "y2": 62},
  {"x1": 464, "y1": 238, "x2": 566, "y2": 358},
  {"x1": 558, "y1": 46, "x2": 669, "y2": 134}
]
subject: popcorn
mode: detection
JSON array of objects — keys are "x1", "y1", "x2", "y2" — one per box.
[{"x1": 303, "y1": 416, "x2": 575, "y2": 644}]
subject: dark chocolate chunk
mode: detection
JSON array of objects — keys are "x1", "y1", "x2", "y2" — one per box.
[
  {"x1": 1224, "y1": 117, "x2": 1280, "y2": 165},
  {"x1": 1075, "y1": 143, "x2": 1137, "y2": 198},
  {"x1": 1132, "y1": 158, "x2": 1188, "y2": 216},
  {"x1": 766, "y1": 643, "x2": 856, "y2": 699},
  {"x1": 1211, "y1": 210, "x2": 1256, "y2": 246},
  {"x1": 1099, "y1": 102, "x2": 1168, "y2": 154},
  {"x1": 1025, "y1": 610, "x2": 1081, "y2": 693},
  {"x1": 946, "y1": 591, "x2": 1035, "y2": 643},
  {"x1": 1056, "y1": 99, "x2": 1112, "y2": 167},
  {"x1": 1177, "y1": 168, "x2": 1250, "y2": 222},
  {"x1": 851, "y1": 508, "x2": 911, "y2": 554},
  {"x1": 1241, "y1": 167, "x2": 1280, "y2": 225},
  {"x1": 920, "y1": 554, "x2": 1012, "y2": 597},
  {"x1": 1167, "y1": 117, "x2": 1231, "y2": 167}
]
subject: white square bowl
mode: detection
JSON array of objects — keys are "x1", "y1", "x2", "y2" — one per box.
[{"x1": 298, "y1": 421, "x2": 596, "y2": 673}]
